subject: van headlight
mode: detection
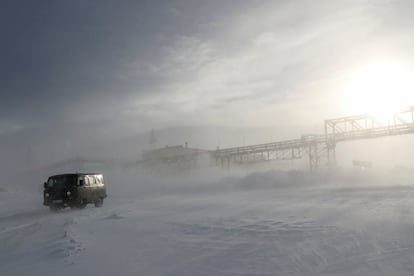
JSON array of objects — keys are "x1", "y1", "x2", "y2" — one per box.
[
  {"x1": 45, "y1": 193, "x2": 49, "y2": 197},
  {"x1": 66, "y1": 191, "x2": 71, "y2": 196}
]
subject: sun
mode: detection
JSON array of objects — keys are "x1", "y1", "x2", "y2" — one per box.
[{"x1": 340, "y1": 60, "x2": 414, "y2": 123}]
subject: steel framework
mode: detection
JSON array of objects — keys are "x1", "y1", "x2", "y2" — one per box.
[{"x1": 213, "y1": 107, "x2": 414, "y2": 171}]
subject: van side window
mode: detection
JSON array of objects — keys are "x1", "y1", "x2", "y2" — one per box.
[
  {"x1": 86, "y1": 176, "x2": 95, "y2": 186},
  {"x1": 47, "y1": 179, "x2": 54, "y2": 187}
]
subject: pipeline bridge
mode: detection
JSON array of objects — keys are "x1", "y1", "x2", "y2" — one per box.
[{"x1": 213, "y1": 107, "x2": 414, "y2": 171}]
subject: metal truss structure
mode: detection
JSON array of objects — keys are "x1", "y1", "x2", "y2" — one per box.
[
  {"x1": 213, "y1": 106, "x2": 414, "y2": 171},
  {"x1": 214, "y1": 138, "x2": 305, "y2": 167}
]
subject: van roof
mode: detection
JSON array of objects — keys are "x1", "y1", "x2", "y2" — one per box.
[{"x1": 49, "y1": 173, "x2": 103, "y2": 178}]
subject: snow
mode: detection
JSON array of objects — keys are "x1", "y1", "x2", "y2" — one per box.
[{"x1": 2, "y1": 168, "x2": 414, "y2": 275}]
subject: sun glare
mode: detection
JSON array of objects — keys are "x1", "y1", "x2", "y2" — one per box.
[{"x1": 340, "y1": 60, "x2": 414, "y2": 123}]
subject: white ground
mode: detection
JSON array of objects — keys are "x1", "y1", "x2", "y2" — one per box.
[{"x1": 2, "y1": 168, "x2": 414, "y2": 276}]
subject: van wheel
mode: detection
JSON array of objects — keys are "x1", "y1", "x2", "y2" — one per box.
[{"x1": 94, "y1": 198, "x2": 103, "y2": 208}]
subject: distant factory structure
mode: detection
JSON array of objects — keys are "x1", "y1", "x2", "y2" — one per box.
[
  {"x1": 142, "y1": 142, "x2": 209, "y2": 167},
  {"x1": 142, "y1": 107, "x2": 414, "y2": 171}
]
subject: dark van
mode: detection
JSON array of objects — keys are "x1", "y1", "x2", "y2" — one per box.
[{"x1": 43, "y1": 173, "x2": 107, "y2": 211}]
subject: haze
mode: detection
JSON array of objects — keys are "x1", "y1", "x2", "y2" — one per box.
[
  {"x1": 2, "y1": 0, "x2": 414, "y2": 172},
  {"x1": 2, "y1": 1, "x2": 414, "y2": 275}
]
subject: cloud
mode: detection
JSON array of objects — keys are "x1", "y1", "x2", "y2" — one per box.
[
  {"x1": 3, "y1": 0, "x2": 414, "y2": 132},
  {"x1": 0, "y1": 122, "x2": 22, "y2": 136},
  {"x1": 161, "y1": 36, "x2": 216, "y2": 74},
  {"x1": 121, "y1": 1, "x2": 385, "y2": 129},
  {"x1": 169, "y1": 7, "x2": 184, "y2": 18}
]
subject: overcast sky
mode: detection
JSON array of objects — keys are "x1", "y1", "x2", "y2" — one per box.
[{"x1": 2, "y1": 0, "x2": 414, "y2": 136}]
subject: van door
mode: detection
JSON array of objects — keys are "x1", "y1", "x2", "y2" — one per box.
[
  {"x1": 77, "y1": 175, "x2": 87, "y2": 202},
  {"x1": 95, "y1": 175, "x2": 105, "y2": 198},
  {"x1": 90, "y1": 175, "x2": 98, "y2": 200}
]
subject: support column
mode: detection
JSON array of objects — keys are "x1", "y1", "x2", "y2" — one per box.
[
  {"x1": 308, "y1": 143, "x2": 318, "y2": 172},
  {"x1": 327, "y1": 142, "x2": 336, "y2": 170}
]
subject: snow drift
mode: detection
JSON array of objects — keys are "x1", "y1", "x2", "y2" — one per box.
[{"x1": 1, "y1": 167, "x2": 414, "y2": 276}]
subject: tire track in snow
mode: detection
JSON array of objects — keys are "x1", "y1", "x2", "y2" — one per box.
[{"x1": 0, "y1": 208, "x2": 87, "y2": 271}]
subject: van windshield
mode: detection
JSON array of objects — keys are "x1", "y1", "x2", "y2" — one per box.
[{"x1": 47, "y1": 175, "x2": 76, "y2": 189}]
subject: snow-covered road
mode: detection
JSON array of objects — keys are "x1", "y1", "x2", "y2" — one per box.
[{"x1": 2, "y1": 170, "x2": 414, "y2": 275}]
